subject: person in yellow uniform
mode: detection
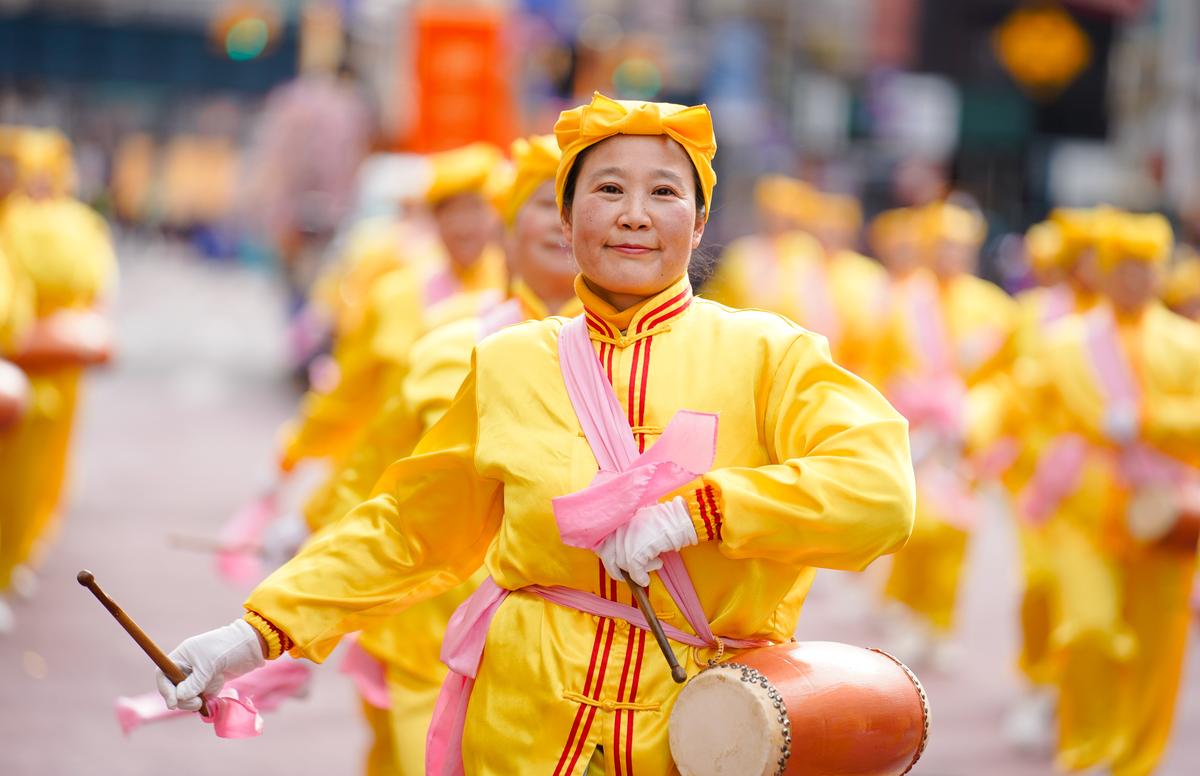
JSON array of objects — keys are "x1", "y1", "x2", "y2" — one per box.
[
  {"x1": 705, "y1": 180, "x2": 885, "y2": 375},
  {"x1": 1162, "y1": 246, "x2": 1200, "y2": 321},
  {"x1": 1015, "y1": 211, "x2": 1199, "y2": 776},
  {"x1": 156, "y1": 93, "x2": 916, "y2": 774},
  {"x1": 877, "y1": 201, "x2": 1019, "y2": 668},
  {"x1": 0, "y1": 128, "x2": 116, "y2": 604},
  {"x1": 277, "y1": 142, "x2": 507, "y2": 472}
]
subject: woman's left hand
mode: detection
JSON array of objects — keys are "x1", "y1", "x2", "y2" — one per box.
[{"x1": 597, "y1": 497, "x2": 697, "y2": 587}]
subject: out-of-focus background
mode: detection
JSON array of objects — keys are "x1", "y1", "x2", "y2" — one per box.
[{"x1": 0, "y1": 1, "x2": 1197, "y2": 775}]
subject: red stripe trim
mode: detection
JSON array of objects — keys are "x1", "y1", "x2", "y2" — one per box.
[
  {"x1": 703, "y1": 486, "x2": 722, "y2": 540},
  {"x1": 635, "y1": 289, "x2": 690, "y2": 333},
  {"x1": 611, "y1": 623, "x2": 638, "y2": 776},
  {"x1": 605, "y1": 340, "x2": 615, "y2": 385},
  {"x1": 696, "y1": 487, "x2": 714, "y2": 541},
  {"x1": 627, "y1": 338, "x2": 643, "y2": 428},
  {"x1": 597, "y1": 342, "x2": 609, "y2": 384},
  {"x1": 625, "y1": 629, "x2": 648, "y2": 775},
  {"x1": 641, "y1": 295, "x2": 693, "y2": 333},
  {"x1": 564, "y1": 618, "x2": 616, "y2": 775},
  {"x1": 585, "y1": 309, "x2": 614, "y2": 337},
  {"x1": 637, "y1": 336, "x2": 652, "y2": 426},
  {"x1": 553, "y1": 611, "x2": 608, "y2": 776}
]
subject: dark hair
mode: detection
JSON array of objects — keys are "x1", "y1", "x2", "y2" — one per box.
[{"x1": 560, "y1": 140, "x2": 707, "y2": 221}]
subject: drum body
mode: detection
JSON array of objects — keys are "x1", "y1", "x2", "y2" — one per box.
[
  {"x1": 669, "y1": 641, "x2": 929, "y2": 776},
  {"x1": 0, "y1": 359, "x2": 30, "y2": 428},
  {"x1": 1127, "y1": 484, "x2": 1200, "y2": 555}
]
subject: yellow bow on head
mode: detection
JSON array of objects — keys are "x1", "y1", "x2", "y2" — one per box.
[
  {"x1": 1098, "y1": 211, "x2": 1173, "y2": 270},
  {"x1": 1025, "y1": 221, "x2": 1067, "y2": 272},
  {"x1": 502, "y1": 134, "x2": 561, "y2": 226},
  {"x1": 14, "y1": 127, "x2": 76, "y2": 195},
  {"x1": 753, "y1": 174, "x2": 811, "y2": 222},
  {"x1": 1163, "y1": 249, "x2": 1200, "y2": 309},
  {"x1": 920, "y1": 201, "x2": 986, "y2": 247},
  {"x1": 554, "y1": 92, "x2": 716, "y2": 220}
]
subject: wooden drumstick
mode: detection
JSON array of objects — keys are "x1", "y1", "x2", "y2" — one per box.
[
  {"x1": 167, "y1": 533, "x2": 265, "y2": 557},
  {"x1": 622, "y1": 571, "x2": 688, "y2": 684},
  {"x1": 76, "y1": 570, "x2": 210, "y2": 717}
]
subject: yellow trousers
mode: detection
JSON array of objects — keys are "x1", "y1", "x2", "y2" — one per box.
[
  {"x1": 883, "y1": 508, "x2": 969, "y2": 632},
  {"x1": 1050, "y1": 522, "x2": 1195, "y2": 776},
  {"x1": 1015, "y1": 521, "x2": 1055, "y2": 685},
  {"x1": 384, "y1": 665, "x2": 445, "y2": 776},
  {"x1": 360, "y1": 696, "x2": 399, "y2": 776},
  {"x1": 0, "y1": 369, "x2": 81, "y2": 591}
]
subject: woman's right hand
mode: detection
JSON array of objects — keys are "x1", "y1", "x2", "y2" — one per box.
[{"x1": 155, "y1": 619, "x2": 266, "y2": 712}]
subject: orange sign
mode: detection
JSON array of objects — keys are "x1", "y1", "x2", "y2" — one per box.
[{"x1": 408, "y1": 7, "x2": 515, "y2": 152}]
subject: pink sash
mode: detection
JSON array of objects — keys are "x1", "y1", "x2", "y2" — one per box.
[
  {"x1": 797, "y1": 254, "x2": 841, "y2": 346},
  {"x1": 425, "y1": 314, "x2": 765, "y2": 776}
]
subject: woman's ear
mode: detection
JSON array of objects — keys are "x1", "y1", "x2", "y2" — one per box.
[
  {"x1": 560, "y1": 209, "x2": 573, "y2": 247},
  {"x1": 691, "y1": 208, "x2": 706, "y2": 250}
]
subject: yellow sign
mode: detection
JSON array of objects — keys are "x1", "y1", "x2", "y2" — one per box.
[{"x1": 993, "y1": 3, "x2": 1092, "y2": 97}]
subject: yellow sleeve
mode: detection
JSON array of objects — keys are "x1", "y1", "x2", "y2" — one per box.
[
  {"x1": 402, "y1": 319, "x2": 479, "y2": 430},
  {"x1": 247, "y1": 369, "x2": 503, "y2": 662},
  {"x1": 301, "y1": 393, "x2": 423, "y2": 531},
  {"x1": 693, "y1": 333, "x2": 915, "y2": 571}
]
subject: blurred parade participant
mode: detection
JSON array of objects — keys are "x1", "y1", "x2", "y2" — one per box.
[
  {"x1": 705, "y1": 178, "x2": 885, "y2": 374},
  {"x1": 287, "y1": 134, "x2": 579, "y2": 776},
  {"x1": 875, "y1": 201, "x2": 1018, "y2": 668},
  {"x1": 1017, "y1": 212, "x2": 1200, "y2": 775},
  {"x1": 0, "y1": 126, "x2": 20, "y2": 217},
  {"x1": 241, "y1": 62, "x2": 373, "y2": 311},
  {"x1": 1162, "y1": 246, "x2": 1200, "y2": 321},
  {"x1": 154, "y1": 93, "x2": 915, "y2": 773},
  {"x1": 0, "y1": 128, "x2": 116, "y2": 620},
  {"x1": 276, "y1": 143, "x2": 507, "y2": 474}
]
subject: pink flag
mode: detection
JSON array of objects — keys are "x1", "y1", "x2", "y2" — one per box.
[
  {"x1": 338, "y1": 636, "x2": 391, "y2": 709},
  {"x1": 216, "y1": 491, "x2": 278, "y2": 585}
]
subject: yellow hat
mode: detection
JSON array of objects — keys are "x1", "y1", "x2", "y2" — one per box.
[
  {"x1": 502, "y1": 134, "x2": 561, "y2": 226},
  {"x1": 14, "y1": 127, "x2": 75, "y2": 194},
  {"x1": 1097, "y1": 211, "x2": 1173, "y2": 270},
  {"x1": 554, "y1": 92, "x2": 717, "y2": 220},
  {"x1": 483, "y1": 158, "x2": 516, "y2": 215},
  {"x1": 921, "y1": 201, "x2": 986, "y2": 246},
  {"x1": 811, "y1": 192, "x2": 863, "y2": 232},
  {"x1": 425, "y1": 142, "x2": 503, "y2": 205},
  {"x1": 1163, "y1": 249, "x2": 1200, "y2": 308},
  {"x1": 1025, "y1": 221, "x2": 1066, "y2": 272},
  {"x1": 753, "y1": 175, "x2": 811, "y2": 221}
]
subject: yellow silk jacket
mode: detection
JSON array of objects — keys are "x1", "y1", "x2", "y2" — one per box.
[{"x1": 248, "y1": 274, "x2": 914, "y2": 771}]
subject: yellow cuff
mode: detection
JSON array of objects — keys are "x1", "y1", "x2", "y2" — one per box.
[
  {"x1": 684, "y1": 477, "x2": 725, "y2": 543},
  {"x1": 243, "y1": 611, "x2": 284, "y2": 660}
]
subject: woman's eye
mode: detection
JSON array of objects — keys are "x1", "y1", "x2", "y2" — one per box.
[
  {"x1": 599, "y1": 184, "x2": 621, "y2": 194},
  {"x1": 653, "y1": 187, "x2": 677, "y2": 197}
]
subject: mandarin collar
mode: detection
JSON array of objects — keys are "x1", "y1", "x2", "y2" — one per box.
[{"x1": 575, "y1": 274, "x2": 693, "y2": 345}]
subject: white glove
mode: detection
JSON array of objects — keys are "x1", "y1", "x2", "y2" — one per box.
[
  {"x1": 1103, "y1": 404, "x2": 1139, "y2": 446},
  {"x1": 597, "y1": 497, "x2": 698, "y2": 587},
  {"x1": 156, "y1": 619, "x2": 265, "y2": 712},
  {"x1": 261, "y1": 511, "x2": 310, "y2": 570}
]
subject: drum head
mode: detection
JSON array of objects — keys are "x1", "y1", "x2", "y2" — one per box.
[
  {"x1": 669, "y1": 666, "x2": 785, "y2": 776},
  {"x1": 1127, "y1": 484, "x2": 1179, "y2": 542}
]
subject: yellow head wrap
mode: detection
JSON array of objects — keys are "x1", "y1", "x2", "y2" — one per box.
[
  {"x1": 483, "y1": 159, "x2": 516, "y2": 215},
  {"x1": 554, "y1": 92, "x2": 716, "y2": 220},
  {"x1": 1025, "y1": 221, "x2": 1066, "y2": 272},
  {"x1": 1097, "y1": 211, "x2": 1173, "y2": 270},
  {"x1": 425, "y1": 142, "x2": 503, "y2": 205},
  {"x1": 753, "y1": 175, "x2": 811, "y2": 222},
  {"x1": 1163, "y1": 249, "x2": 1200, "y2": 308},
  {"x1": 811, "y1": 192, "x2": 863, "y2": 232},
  {"x1": 14, "y1": 128, "x2": 76, "y2": 194},
  {"x1": 502, "y1": 134, "x2": 561, "y2": 226},
  {"x1": 921, "y1": 201, "x2": 986, "y2": 247}
]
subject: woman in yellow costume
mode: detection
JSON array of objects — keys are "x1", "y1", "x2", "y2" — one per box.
[
  {"x1": 287, "y1": 134, "x2": 580, "y2": 776},
  {"x1": 1016, "y1": 212, "x2": 1200, "y2": 776},
  {"x1": 0, "y1": 128, "x2": 116, "y2": 609},
  {"x1": 277, "y1": 142, "x2": 507, "y2": 472},
  {"x1": 156, "y1": 93, "x2": 915, "y2": 774},
  {"x1": 875, "y1": 201, "x2": 1018, "y2": 668},
  {"x1": 705, "y1": 179, "x2": 885, "y2": 374}
]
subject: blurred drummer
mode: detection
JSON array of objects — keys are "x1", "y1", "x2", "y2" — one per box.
[
  {"x1": 0, "y1": 128, "x2": 117, "y2": 615},
  {"x1": 1020, "y1": 211, "x2": 1200, "y2": 776},
  {"x1": 154, "y1": 93, "x2": 915, "y2": 773},
  {"x1": 276, "y1": 143, "x2": 508, "y2": 474}
]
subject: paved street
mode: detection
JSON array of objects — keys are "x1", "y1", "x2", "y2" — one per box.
[{"x1": 1, "y1": 245, "x2": 1196, "y2": 775}]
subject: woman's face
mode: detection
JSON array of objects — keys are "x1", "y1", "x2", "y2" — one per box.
[
  {"x1": 434, "y1": 192, "x2": 498, "y2": 269},
  {"x1": 562, "y1": 135, "x2": 704, "y2": 309},
  {"x1": 511, "y1": 180, "x2": 575, "y2": 302},
  {"x1": 1106, "y1": 258, "x2": 1159, "y2": 314}
]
